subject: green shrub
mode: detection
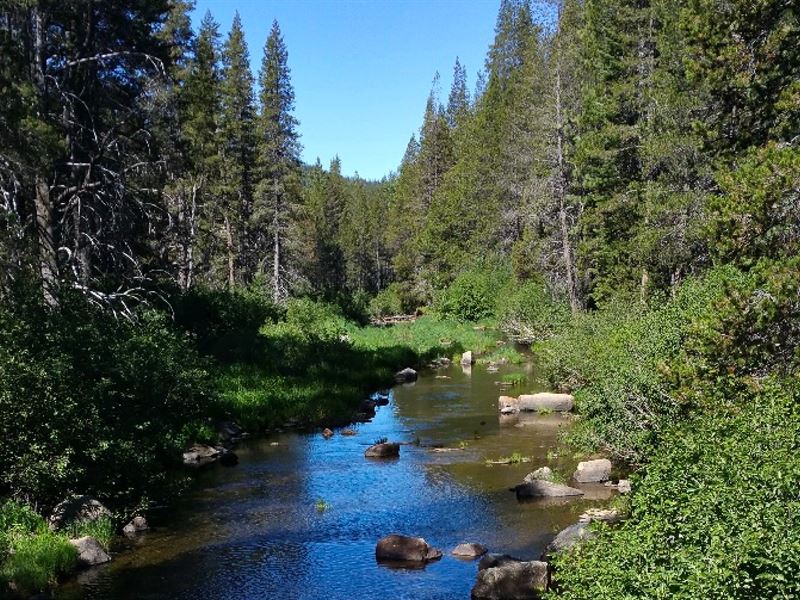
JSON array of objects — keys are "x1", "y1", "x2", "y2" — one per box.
[
  {"x1": 0, "y1": 291, "x2": 211, "y2": 509},
  {"x1": 369, "y1": 284, "x2": 404, "y2": 318},
  {"x1": 548, "y1": 379, "x2": 800, "y2": 600},
  {"x1": 539, "y1": 266, "x2": 749, "y2": 463},
  {"x1": 497, "y1": 280, "x2": 570, "y2": 343},
  {"x1": 432, "y1": 264, "x2": 512, "y2": 322},
  {"x1": 172, "y1": 285, "x2": 279, "y2": 363}
]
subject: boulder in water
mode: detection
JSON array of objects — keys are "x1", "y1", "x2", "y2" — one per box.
[
  {"x1": 394, "y1": 368, "x2": 418, "y2": 383},
  {"x1": 517, "y1": 393, "x2": 574, "y2": 413},
  {"x1": 573, "y1": 458, "x2": 612, "y2": 483},
  {"x1": 461, "y1": 351, "x2": 475, "y2": 366},
  {"x1": 365, "y1": 442, "x2": 400, "y2": 458},
  {"x1": 512, "y1": 480, "x2": 584, "y2": 499},
  {"x1": 69, "y1": 536, "x2": 111, "y2": 567},
  {"x1": 375, "y1": 534, "x2": 443, "y2": 563},
  {"x1": 452, "y1": 542, "x2": 488, "y2": 558}
]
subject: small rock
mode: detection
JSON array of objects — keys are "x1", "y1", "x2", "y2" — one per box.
[
  {"x1": 322, "y1": 428, "x2": 334, "y2": 439},
  {"x1": 512, "y1": 480, "x2": 584, "y2": 499},
  {"x1": 216, "y1": 420, "x2": 244, "y2": 443},
  {"x1": 452, "y1": 542, "x2": 488, "y2": 558},
  {"x1": 498, "y1": 396, "x2": 520, "y2": 414},
  {"x1": 578, "y1": 508, "x2": 621, "y2": 524},
  {"x1": 518, "y1": 393, "x2": 574, "y2": 413},
  {"x1": 365, "y1": 442, "x2": 400, "y2": 458},
  {"x1": 269, "y1": 442, "x2": 280, "y2": 446},
  {"x1": 394, "y1": 367, "x2": 418, "y2": 383},
  {"x1": 573, "y1": 458, "x2": 612, "y2": 483},
  {"x1": 617, "y1": 479, "x2": 632, "y2": 494},
  {"x1": 375, "y1": 534, "x2": 443, "y2": 563},
  {"x1": 49, "y1": 496, "x2": 111, "y2": 531},
  {"x1": 219, "y1": 450, "x2": 239, "y2": 467},
  {"x1": 461, "y1": 351, "x2": 475, "y2": 366},
  {"x1": 374, "y1": 394, "x2": 390, "y2": 406},
  {"x1": 523, "y1": 466, "x2": 553, "y2": 483},
  {"x1": 122, "y1": 515, "x2": 149, "y2": 536},
  {"x1": 69, "y1": 536, "x2": 111, "y2": 567},
  {"x1": 182, "y1": 443, "x2": 223, "y2": 466},
  {"x1": 341, "y1": 428, "x2": 356, "y2": 436},
  {"x1": 471, "y1": 559, "x2": 549, "y2": 599}
]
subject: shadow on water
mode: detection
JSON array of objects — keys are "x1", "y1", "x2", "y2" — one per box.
[{"x1": 55, "y1": 359, "x2": 615, "y2": 600}]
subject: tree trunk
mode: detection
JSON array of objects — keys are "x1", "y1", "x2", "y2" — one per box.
[
  {"x1": 35, "y1": 178, "x2": 58, "y2": 306},
  {"x1": 272, "y1": 197, "x2": 281, "y2": 304},
  {"x1": 554, "y1": 58, "x2": 579, "y2": 313},
  {"x1": 224, "y1": 215, "x2": 235, "y2": 288}
]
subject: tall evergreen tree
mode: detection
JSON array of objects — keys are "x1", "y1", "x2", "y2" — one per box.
[
  {"x1": 218, "y1": 11, "x2": 256, "y2": 288},
  {"x1": 254, "y1": 20, "x2": 302, "y2": 302}
]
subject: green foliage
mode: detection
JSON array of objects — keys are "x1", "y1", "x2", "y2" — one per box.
[
  {"x1": 172, "y1": 285, "x2": 279, "y2": 362},
  {"x1": 432, "y1": 264, "x2": 511, "y2": 322},
  {"x1": 0, "y1": 500, "x2": 77, "y2": 595},
  {"x1": 548, "y1": 380, "x2": 800, "y2": 600},
  {"x1": 497, "y1": 280, "x2": 570, "y2": 343},
  {"x1": 540, "y1": 267, "x2": 748, "y2": 463},
  {"x1": 500, "y1": 372, "x2": 527, "y2": 387},
  {"x1": 0, "y1": 292, "x2": 211, "y2": 509}
]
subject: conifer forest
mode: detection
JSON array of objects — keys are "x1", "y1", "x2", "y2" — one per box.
[{"x1": 0, "y1": 1, "x2": 798, "y2": 598}]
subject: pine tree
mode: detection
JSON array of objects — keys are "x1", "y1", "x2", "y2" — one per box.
[
  {"x1": 218, "y1": 11, "x2": 256, "y2": 288},
  {"x1": 446, "y1": 58, "x2": 470, "y2": 128},
  {"x1": 254, "y1": 20, "x2": 302, "y2": 303}
]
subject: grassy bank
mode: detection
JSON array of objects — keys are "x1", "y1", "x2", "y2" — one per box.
[{"x1": 213, "y1": 300, "x2": 498, "y2": 430}]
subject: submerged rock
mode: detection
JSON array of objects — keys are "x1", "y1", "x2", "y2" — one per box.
[
  {"x1": 394, "y1": 368, "x2": 418, "y2": 383},
  {"x1": 70, "y1": 536, "x2": 111, "y2": 567},
  {"x1": 341, "y1": 428, "x2": 356, "y2": 436},
  {"x1": 452, "y1": 542, "x2": 488, "y2": 558},
  {"x1": 49, "y1": 496, "x2": 111, "y2": 531},
  {"x1": 365, "y1": 442, "x2": 400, "y2": 458},
  {"x1": 512, "y1": 480, "x2": 584, "y2": 499},
  {"x1": 375, "y1": 534, "x2": 443, "y2": 563},
  {"x1": 122, "y1": 516, "x2": 149, "y2": 536},
  {"x1": 471, "y1": 559, "x2": 549, "y2": 599},
  {"x1": 573, "y1": 458, "x2": 612, "y2": 483}
]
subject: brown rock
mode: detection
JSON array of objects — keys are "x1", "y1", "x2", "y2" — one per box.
[
  {"x1": 375, "y1": 534, "x2": 443, "y2": 563},
  {"x1": 365, "y1": 442, "x2": 400, "y2": 458},
  {"x1": 452, "y1": 542, "x2": 488, "y2": 558}
]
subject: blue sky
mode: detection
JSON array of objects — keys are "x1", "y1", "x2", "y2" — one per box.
[{"x1": 190, "y1": 0, "x2": 500, "y2": 180}]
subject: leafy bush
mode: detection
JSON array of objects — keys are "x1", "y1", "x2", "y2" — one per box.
[
  {"x1": 549, "y1": 379, "x2": 800, "y2": 600},
  {"x1": 0, "y1": 291, "x2": 211, "y2": 509},
  {"x1": 172, "y1": 285, "x2": 279, "y2": 363},
  {"x1": 369, "y1": 284, "x2": 404, "y2": 318},
  {"x1": 497, "y1": 280, "x2": 570, "y2": 343},
  {"x1": 432, "y1": 264, "x2": 512, "y2": 322},
  {"x1": 539, "y1": 266, "x2": 749, "y2": 463}
]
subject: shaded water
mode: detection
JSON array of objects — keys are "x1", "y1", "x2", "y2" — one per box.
[{"x1": 56, "y1": 358, "x2": 613, "y2": 600}]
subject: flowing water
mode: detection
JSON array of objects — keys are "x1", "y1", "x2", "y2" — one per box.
[{"x1": 56, "y1": 358, "x2": 614, "y2": 600}]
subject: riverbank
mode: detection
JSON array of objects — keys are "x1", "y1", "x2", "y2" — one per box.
[{"x1": 0, "y1": 296, "x2": 506, "y2": 598}]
